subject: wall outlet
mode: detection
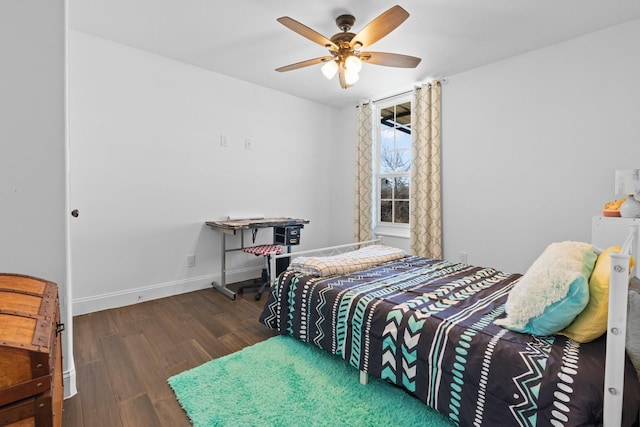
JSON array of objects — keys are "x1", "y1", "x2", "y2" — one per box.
[
  {"x1": 187, "y1": 254, "x2": 196, "y2": 267},
  {"x1": 458, "y1": 251, "x2": 468, "y2": 264},
  {"x1": 220, "y1": 135, "x2": 228, "y2": 147},
  {"x1": 244, "y1": 138, "x2": 252, "y2": 150}
]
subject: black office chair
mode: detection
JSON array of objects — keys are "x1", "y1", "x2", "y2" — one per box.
[{"x1": 237, "y1": 244, "x2": 282, "y2": 300}]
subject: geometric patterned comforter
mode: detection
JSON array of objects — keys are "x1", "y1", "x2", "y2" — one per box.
[{"x1": 259, "y1": 256, "x2": 640, "y2": 426}]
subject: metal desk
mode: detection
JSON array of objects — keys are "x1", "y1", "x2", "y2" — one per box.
[{"x1": 205, "y1": 217, "x2": 309, "y2": 299}]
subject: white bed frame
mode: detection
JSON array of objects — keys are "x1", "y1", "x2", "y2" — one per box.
[
  {"x1": 267, "y1": 227, "x2": 640, "y2": 426},
  {"x1": 604, "y1": 224, "x2": 638, "y2": 426}
]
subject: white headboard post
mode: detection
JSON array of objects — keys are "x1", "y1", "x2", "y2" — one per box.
[{"x1": 603, "y1": 224, "x2": 638, "y2": 426}]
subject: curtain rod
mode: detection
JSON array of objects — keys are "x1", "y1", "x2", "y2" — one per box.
[
  {"x1": 372, "y1": 89, "x2": 415, "y2": 104},
  {"x1": 359, "y1": 79, "x2": 447, "y2": 107},
  {"x1": 358, "y1": 87, "x2": 417, "y2": 107}
]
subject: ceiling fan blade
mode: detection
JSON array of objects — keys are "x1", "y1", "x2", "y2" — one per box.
[
  {"x1": 349, "y1": 5, "x2": 409, "y2": 50},
  {"x1": 277, "y1": 17, "x2": 338, "y2": 50},
  {"x1": 360, "y1": 51, "x2": 421, "y2": 68},
  {"x1": 276, "y1": 56, "x2": 334, "y2": 72}
]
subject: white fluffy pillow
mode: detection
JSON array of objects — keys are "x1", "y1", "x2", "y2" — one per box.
[{"x1": 495, "y1": 241, "x2": 597, "y2": 336}]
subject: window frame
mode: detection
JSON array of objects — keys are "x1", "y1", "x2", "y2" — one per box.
[{"x1": 374, "y1": 95, "x2": 412, "y2": 237}]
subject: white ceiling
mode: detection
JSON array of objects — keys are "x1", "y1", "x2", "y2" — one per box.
[{"x1": 69, "y1": 1, "x2": 640, "y2": 108}]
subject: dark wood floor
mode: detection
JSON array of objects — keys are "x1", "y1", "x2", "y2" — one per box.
[{"x1": 61, "y1": 282, "x2": 276, "y2": 427}]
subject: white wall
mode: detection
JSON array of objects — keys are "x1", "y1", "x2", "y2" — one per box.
[
  {"x1": 334, "y1": 104, "x2": 358, "y2": 243},
  {"x1": 0, "y1": 1, "x2": 66, "y2": 291},
  {"x1": 0, "y1": 0, "x2": 76, "y2": 397},
  {"x1": 70, "y1": 17, "x2": 640, "y2": 313},
  {"x1": 336, "y1": 19, "x2": 640, "y2": 274},
  {"x1": 442, "y1": 19, "x2": 640, "y2": 273},
  {"x1": 69, "y1": 31, "x2": 342, "y2": 313}
]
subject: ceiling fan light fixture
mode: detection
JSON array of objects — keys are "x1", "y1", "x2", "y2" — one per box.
[
  {"x1": 344, "y1": 55, "x2": 362, "y2": 72},
  {"x1": 321, "y1": 59, "x2": 339, "y2": 79},
  {"x1": 276, "y1": 6, "x2": 421, "y2": 89},
  {"x1": 344, "y1": 67, "x2": 360, "y2": 85}
]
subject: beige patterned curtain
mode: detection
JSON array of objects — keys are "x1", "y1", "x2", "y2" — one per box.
[
  {"x1": 354, "y1": 102, "x2": 374, "y2": 243},
  {"x1": 410, "y1": 81, "x2": 442, "y2": 258}
]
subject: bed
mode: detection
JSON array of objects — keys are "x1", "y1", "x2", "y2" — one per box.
[{"x1": 259, "y1": 229, "x2": 640, "y2": 426}]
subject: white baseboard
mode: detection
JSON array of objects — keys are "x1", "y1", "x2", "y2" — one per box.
[
  {"x1": 72, "y1": 266, "x2": 262, "y2": 315},
  {"x1": 64, "y1": 367, "x2": 78, "y2": 399}
]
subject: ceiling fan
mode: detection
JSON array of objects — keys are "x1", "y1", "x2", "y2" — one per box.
[{"x1": 275, "y1": 5, "x2": 421, "y2": 89}]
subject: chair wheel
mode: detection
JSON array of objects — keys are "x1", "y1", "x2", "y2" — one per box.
[
  {"x1": 237, "y1": 288, "x2": 244, "y2": 294},
  {"x1": 255, "y1": 293, "x2": 262, "y2": 301}
]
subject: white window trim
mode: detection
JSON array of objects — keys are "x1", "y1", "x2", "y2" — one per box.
[{"x1": 375, "y1": 223, "x2": 410, "y2": 239}]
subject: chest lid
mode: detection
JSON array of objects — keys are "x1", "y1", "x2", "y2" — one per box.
[{"x1": 0, "y1": 274, "x2": 59, "y2": 352}]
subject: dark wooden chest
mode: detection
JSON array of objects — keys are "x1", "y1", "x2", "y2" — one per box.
[{"x1": 0, "y1": 274, "x2": 63, "y2": 427}]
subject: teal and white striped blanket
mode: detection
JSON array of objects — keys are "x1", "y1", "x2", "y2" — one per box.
[{"x1": 260, "y1": 256, "x2": 640, "y2": 426}]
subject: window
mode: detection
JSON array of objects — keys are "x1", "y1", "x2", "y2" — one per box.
[{"x1": 377, "y1": 98, "x2": 411, "y2": 227}]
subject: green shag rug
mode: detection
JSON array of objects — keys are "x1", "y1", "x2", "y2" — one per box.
[{"x1": 167, "y1": 335, "x2": 455, "y2": 427}]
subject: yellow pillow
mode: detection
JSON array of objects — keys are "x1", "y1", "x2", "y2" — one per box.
[{"x1": 561, "y1": 246, "x2": 634, "y2": 343}]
